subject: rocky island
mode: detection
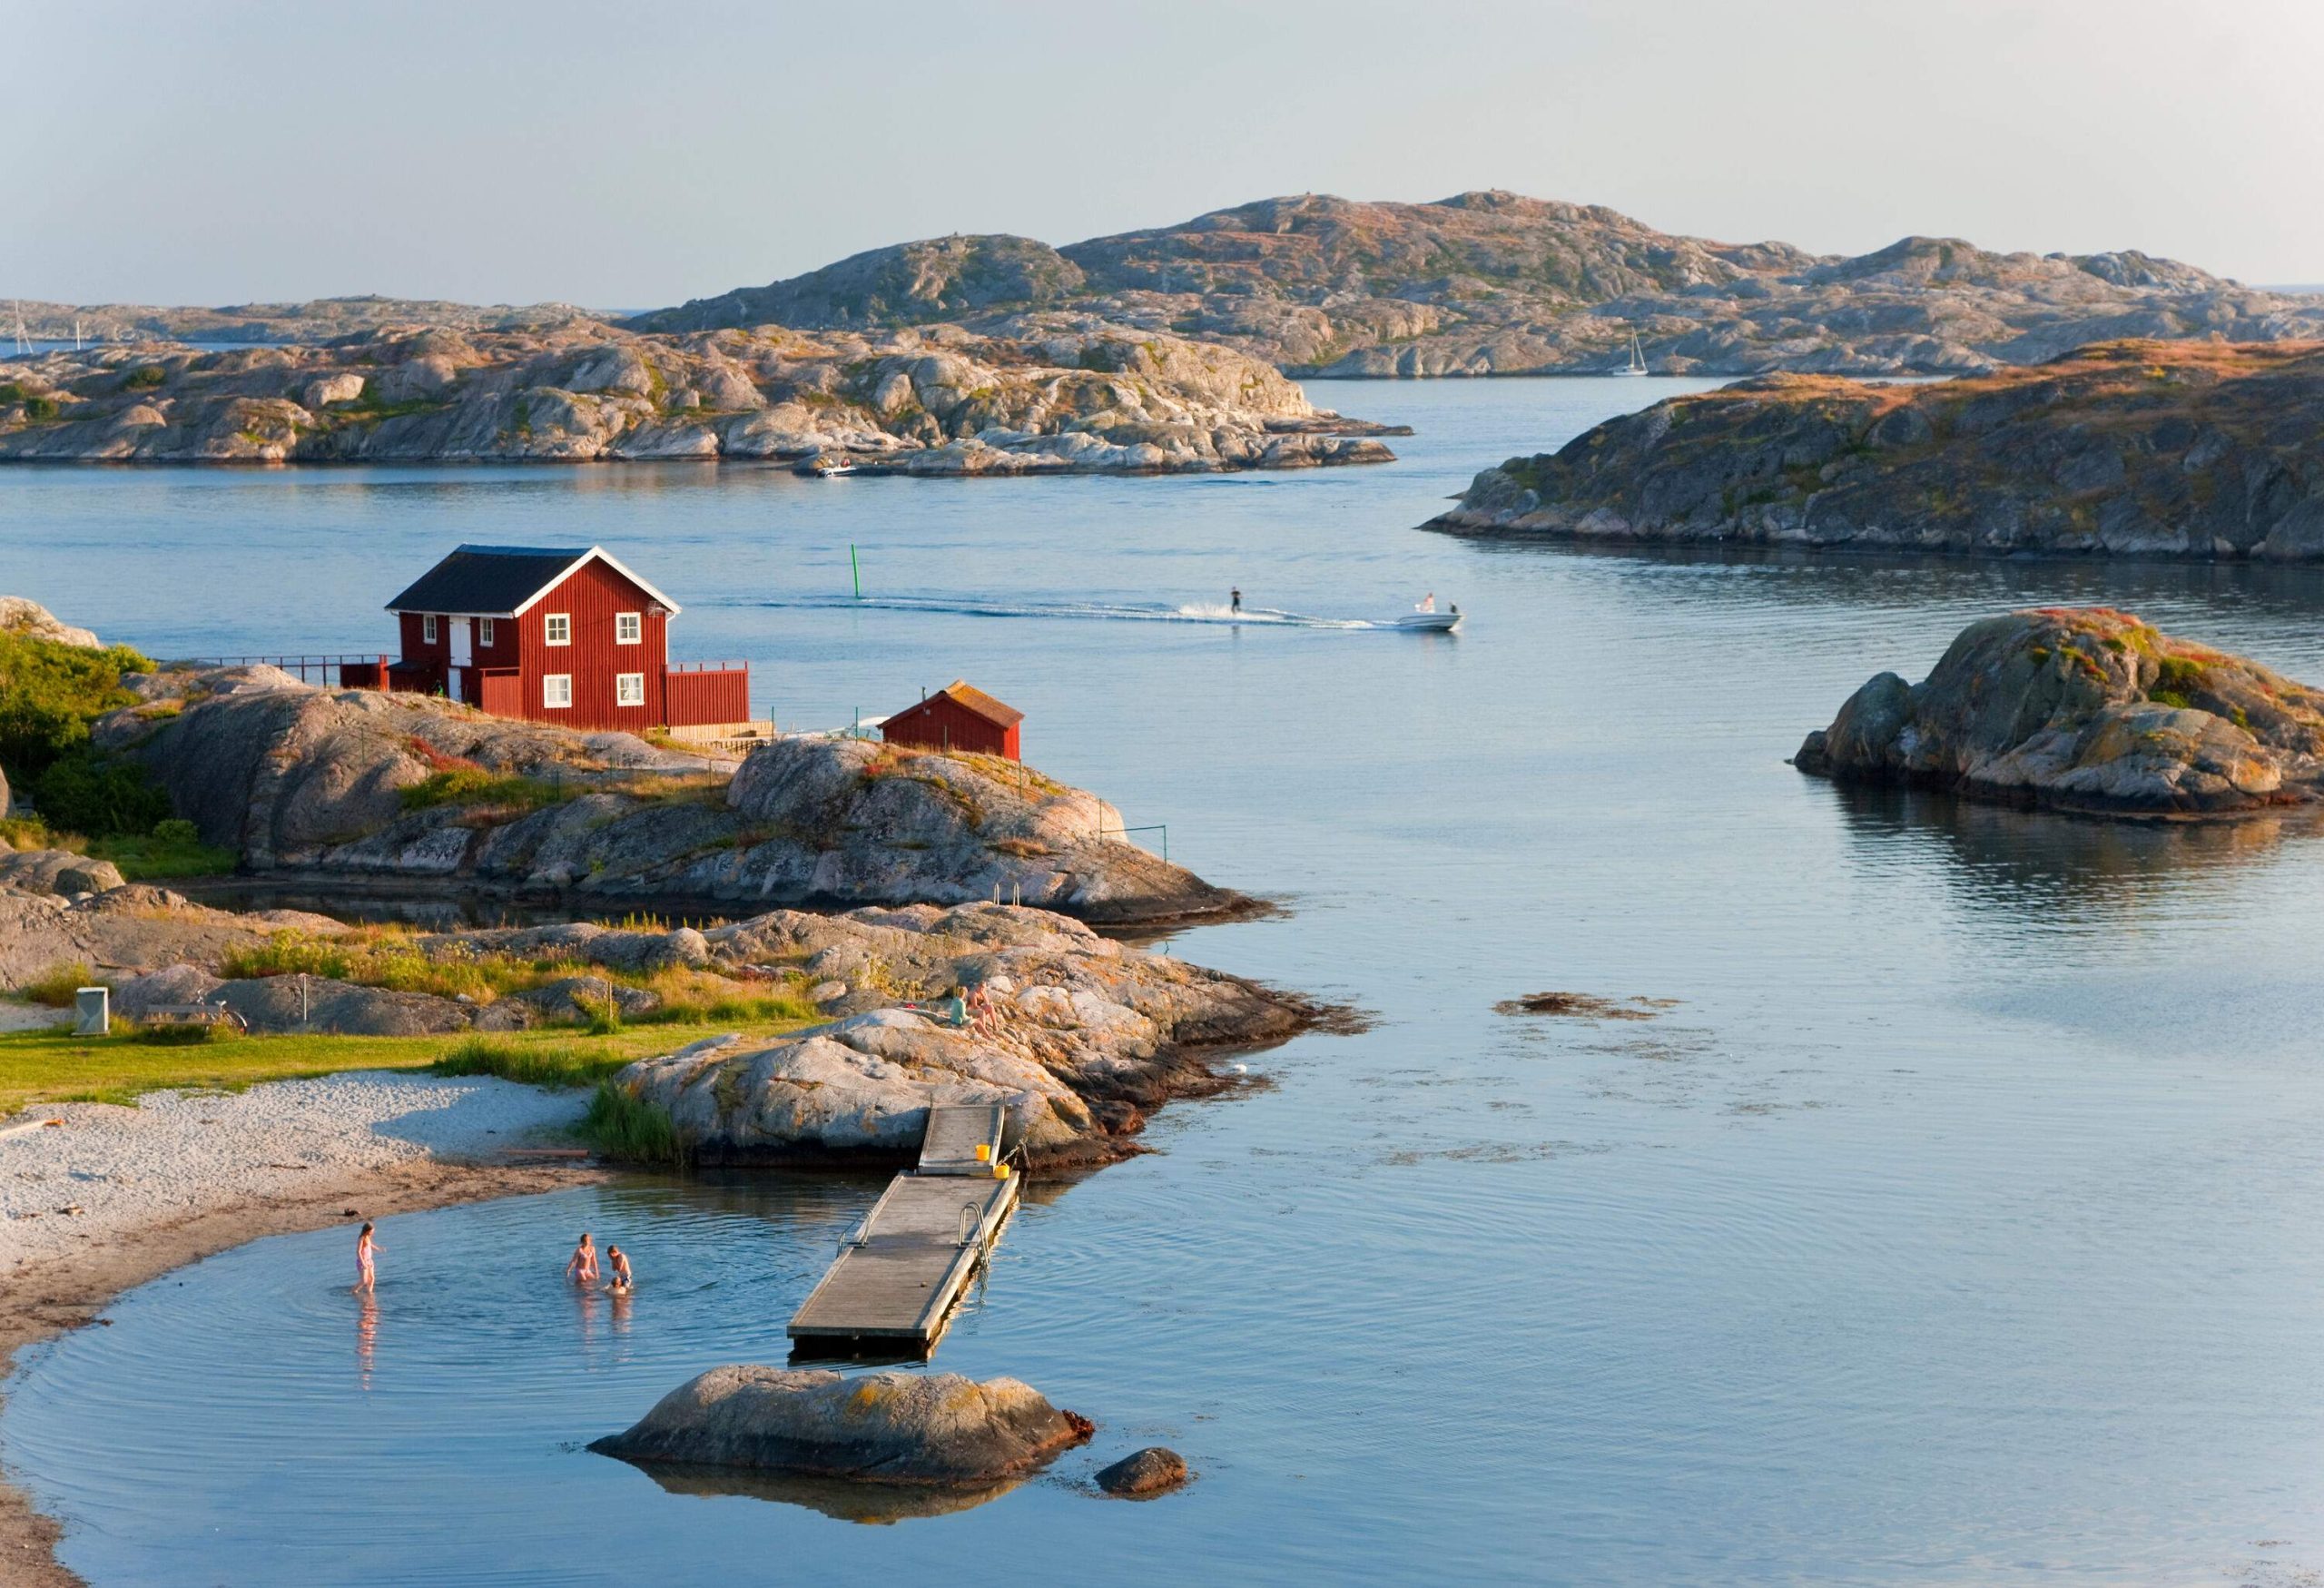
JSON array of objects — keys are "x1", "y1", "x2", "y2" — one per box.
[
  {"x1": 1795, "y1": 607, "x2": 2324, "y2": 818},
  {"x1": 629, "y1": 192, "x2": 2324, "y2": 378},
  {"x1": 95, "y1": 661, "x2": 1243, "y2": 924},
  {"x1": 0, "y1": 321, "x2": 1396, "y2": 472},
  {"x1": 1429, "y1": 340, "x2": 2324, "y2": 559},
  {"x1": 590, "y1": 1366, "x2": 1092, "y2": 1488},
  {"x1": 27, "y1": 193, "x2": 2323, "y2": 389}
]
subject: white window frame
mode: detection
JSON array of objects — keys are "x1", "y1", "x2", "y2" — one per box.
[
  {"x1": 615, "y1": 672, "x2": 645, "y2": 707},
  {"x1": 421, "y1": 613, "x2": 438, "y2": 643},
  {"x1": 543, "y1": 674, "x2": 573, "y2": 710},
  {"x1": 615, "y1": 612, "x2": 642, "y2": 646},
  {"x1": 545, "y1": 613, "x2": 571, "y2": 646},
  {"x1": 478, "y1": 617, "x2": 494, "y2": 646}
]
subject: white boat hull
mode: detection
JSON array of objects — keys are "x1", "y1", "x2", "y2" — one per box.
[{"x1": 1387, "y1": 611, "x2": 1461, "y2": 632}]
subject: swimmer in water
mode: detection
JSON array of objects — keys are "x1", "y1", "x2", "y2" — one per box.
[
  {"x1": 354, "y1": 1221, "x2": 380, "y2": 1293},
  {"x1": 566, "y1": 1231, "x2": 599, "y2": 1286},
  {"x1": 606, "y1": 1245, "x2": 634, "y2": 1295}
]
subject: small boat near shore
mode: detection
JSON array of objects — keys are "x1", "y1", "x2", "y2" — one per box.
[
  {"x1": 1386, "y1": 607, "x2": 1461, "y2": 632},
  {"x1": 793, "y1": 456, "x2": 857, "y2": 478}
]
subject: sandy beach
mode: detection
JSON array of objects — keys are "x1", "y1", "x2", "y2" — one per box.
[{"x1": 0, "y1": 1073, "x2": 602, "y2": 1585}]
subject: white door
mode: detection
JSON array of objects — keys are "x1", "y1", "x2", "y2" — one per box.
[{"x1": 448, "y1": 618, "x2": 471, "y2": 700}]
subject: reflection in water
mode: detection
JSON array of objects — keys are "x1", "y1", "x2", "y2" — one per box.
[
  {"x1": 355, "y1": 1292, "x2": 378, "y2": 1392},
  {"x1": 609, "y1": 1459, "x2": 1021, "y2": 1524},
  {"x1": 1827, "y1": 782, "x2": 2324, "y2": 922}
]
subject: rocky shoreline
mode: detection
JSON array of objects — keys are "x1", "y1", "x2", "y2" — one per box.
[
  {"x1": 104, "y1": 664, "x2": 1247, "y2": 927},
  {"x1": 0, "y1": 321, "x2": 1396, "y2": 473},
  {"x1": 0, "y1": 1080, "x2": 599, "y2": 1588},
  {"x1": 1427, "y1": 340, "x2": 2324, "y2": 560}
]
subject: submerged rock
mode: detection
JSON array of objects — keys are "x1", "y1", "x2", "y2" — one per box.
[
  {"x1": 589, "y1": 1367, "x2": 1092, "y2": 1486},
  {"x1": 1094, "y1": 1446, "x2": 1190, "y2": 1497},
  {"x1": 1795, "y1": 607, "x2": 2324, "y2": 817}
]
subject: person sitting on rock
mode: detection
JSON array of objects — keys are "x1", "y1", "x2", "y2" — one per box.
[
  {"x1": 566, "y1": 1232, "x2": 599, "y2": 1286},
  {"x1": 933, "y1": 986, "x2": 969, "y2": 1029},
  {"x1": 965, "y1": 981, "x2": 1002, "y2": 1036}
]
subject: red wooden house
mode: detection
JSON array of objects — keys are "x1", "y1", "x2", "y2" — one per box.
[
  {"x1": 881, "y1": 681, "x2": 1023, "y2": 760},
  {"x1": 379, "y1": 545, "x2": 753, "y2": 733}
]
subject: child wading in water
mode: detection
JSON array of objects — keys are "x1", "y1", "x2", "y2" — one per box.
[
  {"x1": 354, "y1": 1222, "x2": 380, "y2": 1293},
  {"x1": 606, "y1": 1245, "x2": 634, "y2": 1295},
  {"x1": 566, "y1": 1232, "x2": 599, "y2": 1286}
]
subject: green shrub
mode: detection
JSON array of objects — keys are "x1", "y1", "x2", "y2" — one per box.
[
  {"x1": 31, "y1": 750, "x2": 172, "y2": 838},
  {"x1": 399, "y1": 767, "x2": 569, "y2": 813},
  {"x1": 19, "y1": 962, "x2": 95, "y2": 1008},
  {"x1": 122, "y1": 365, "x2": 167, "y2": 390},
  {"x1": 432, "y1": 1036, "x2": 624, "y2": 1089},
  {"x1": 89, "y1": 824, "x2": 236, "y2": 880},
  {"x1": 0, "y1": 631, "x2": 155, "y2": 780},
  {"x1": 573, "y1": 991, "x2": 623, "y2": 1036},
  {"x1": 637, "y1": 988, "x2": 819, "y2": 1026},
  {"x1": 21, "y1": 396, "x2": 58, "y2": 422},
  {"x1": 137, "y1": 1021, "x2": 235, "y2": 1046},
  {"x1": 579, "y1": 1080, "x2": 684, "y2": 1166},
  {"x1": 0, "y1": 382, "x2": 22, "y2": 405}
]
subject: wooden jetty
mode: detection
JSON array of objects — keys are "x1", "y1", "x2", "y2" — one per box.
[{"x1": 787, "y1": 1102, "x2": 1019, "y2": 1357}]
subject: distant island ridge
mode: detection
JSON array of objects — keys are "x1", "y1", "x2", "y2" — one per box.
[{"x1": 15, "y1": 190, "x2": 2323, "y2": 380}]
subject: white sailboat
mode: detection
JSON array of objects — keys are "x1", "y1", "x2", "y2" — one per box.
[{"x1": 1616, "y1": 330, "x2": 1649, "y2": 377}]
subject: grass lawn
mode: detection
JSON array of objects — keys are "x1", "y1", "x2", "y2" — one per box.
[{"x1": 0, "y1": 1019, "x2": 790, "y2": 1115}]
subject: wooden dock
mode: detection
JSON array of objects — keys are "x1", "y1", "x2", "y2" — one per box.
[{"x1": 787, "y1": 1103, "x2": 1018, "y2": 1357}]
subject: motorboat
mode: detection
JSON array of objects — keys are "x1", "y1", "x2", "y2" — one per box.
[
  {"x1": 1386, "y1": 607, "x2": 1462, "y2": 632},
  {"x1": 793, "y1": 455, "x2": 857, "y2": 478}
]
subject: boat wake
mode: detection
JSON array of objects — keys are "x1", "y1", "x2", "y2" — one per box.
[{"x1": 749, "y1": 594, "x2": 1396, "y2": 629}]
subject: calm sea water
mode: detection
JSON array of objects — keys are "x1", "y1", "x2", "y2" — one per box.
[{"x1": 8, "y1": 380, "x2": 2324, "y2": 1586}]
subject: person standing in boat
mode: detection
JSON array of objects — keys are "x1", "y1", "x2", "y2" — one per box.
[{"x1": 1417, "y1": 593, "x2": 1435, "y2": 613}]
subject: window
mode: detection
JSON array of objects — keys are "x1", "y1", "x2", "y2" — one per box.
[
  {"x1": 615, "y1": 673, "x2": 645, "y2": 707},
  {"x1": 615, "y1": 612, "x2": 642, "y2": 646},
  {"x1": 545, "y1": 613, "x2": 570, "y2": 646},
  {"x1": 543, "y1": 674, "x2": 572, "y2": 709},
  {"x1": 421, "y1": 613, "x2": 438, "y2": 644},
  {"x1": 478, "y1": 617, "x2": 494, "y2": 647}
]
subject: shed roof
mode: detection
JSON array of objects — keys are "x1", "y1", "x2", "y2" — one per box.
[
  {"x1": 917, "y1": 680, "x2": 1023, "y2": 728},
  {"x1": 384, "y1": 545, "x2": 682, "y2": 618}
]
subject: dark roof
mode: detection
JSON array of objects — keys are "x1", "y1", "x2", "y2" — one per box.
[
  {"x1": 900, "y1": 680, "x2": 1024, "y2": 728},
  {"x1": 384, "y1": 545, "x2": 683, "y2": 618},
  {"x1": 386, "y1": 546, "x2": 588, "y2": 617}
]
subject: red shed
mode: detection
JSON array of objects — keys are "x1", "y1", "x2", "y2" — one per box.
[
  {"x1": 382, "y1": 544, "x2": 753, "y2": 734},
  {"x1": 881, "y1": 681, "x2": 1023, "y2": 760}
]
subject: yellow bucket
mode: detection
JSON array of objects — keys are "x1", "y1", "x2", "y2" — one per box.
[
  {"x1": 975, "y1": 1143, "x2": 991, "y2": 1161},
  {"x1": 995, "y1": 1163, "x2": 1011, "y2": 1179}
]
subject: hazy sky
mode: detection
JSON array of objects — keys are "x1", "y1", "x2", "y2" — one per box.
[{"x1": 9, "y1": 0, "x2": 2320, "y2": 308}]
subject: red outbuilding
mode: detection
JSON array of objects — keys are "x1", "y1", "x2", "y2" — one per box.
[
  {"x1": 380, "y1": 544, "x2": 753, "y2": 734},
  {"x1": 881, "y1": 681, "x2": 1023, "y2": 760}
]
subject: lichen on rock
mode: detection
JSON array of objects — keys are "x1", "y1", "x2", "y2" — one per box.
[{"x1": 1794, "y1": 607, "x2": 2324, "y2": 817}]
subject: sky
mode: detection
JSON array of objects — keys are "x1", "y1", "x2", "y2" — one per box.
[{"x1": 8, "y1": 0, "x2": 2321, "y2": 309}]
